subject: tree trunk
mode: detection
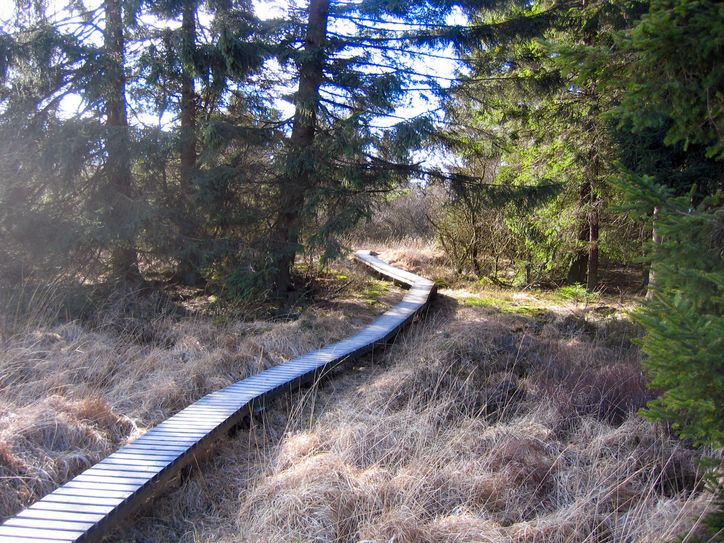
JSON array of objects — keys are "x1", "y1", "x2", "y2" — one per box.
[
  {"x1": 567, "y1": 181, "x2": 591, "y2": 285},
  {"x1": 180, "y1": 0, "x2": 196, "y2": 177},
  {"x1": 586, "y1": 202, "x2": 599, "y2": 291},
  {"x1": 646, "y1": 206, "x2": 662, "y2": 299},
  {"x1": 105, "y1": 0, "x2": 141, "y2": 283},
  {"x1": 585, "y1": 143, "x2": 601, "y2": 292},
  {"x1": 176, "y1": 0, "x2": 203, "y2": 285},
  {"x1": 269, "y1": 0, "x2": 329, "y2": 296}
]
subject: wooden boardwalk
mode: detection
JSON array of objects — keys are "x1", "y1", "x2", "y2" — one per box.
[{"x1": 0, "y1": 251, "x2": 435, "y2": 543}]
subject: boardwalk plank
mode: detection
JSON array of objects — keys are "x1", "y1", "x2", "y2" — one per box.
[
  {"x1": 42, "y1": 494, "x2": 128, "y2": 507},
  {"x1": 3, "y1": 517, "x2": 97, "y2": 532},
  {"x1": 23, "y1": 502, "x2": 115, "y2": 516},
  {"x1": 17, "y1": 509, "x2": 108, "y2": 524},
  {"x1": 0, "y1": 525, "x2": 85, "y2": 541}
]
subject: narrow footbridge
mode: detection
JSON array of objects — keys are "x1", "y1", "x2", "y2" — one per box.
[{"x1": 0, "y1": 251, "x2": 435, "y2": 543}]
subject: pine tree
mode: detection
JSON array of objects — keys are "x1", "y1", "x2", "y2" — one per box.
[
  {"x1": 263, "y1": 0, "x2": 486, "y2": 295},
  {"x1": 104, "y1": 0, "x2": 143, "y2": 283},
  {"x1": 443, "y1": 0, "x2": 648, "y2": 288},
  {"x1": 268, "y1": 0, "x2": 329, "y2": 295},
  {"x1": 177, "y1": 0, "x2": 202, "y2": 284},
  {"x1": 0, "y1": 2, "x2": 102, "y2": 288},
  {"x1": 0, "y1": 0, "x2": 154, "y2": 286},
  {"x1": 612, "y1": 0, "x2": 723, "y2": 448},
  {"x1": 133, "y1": 0, "x2": 269, "y2": 287}
]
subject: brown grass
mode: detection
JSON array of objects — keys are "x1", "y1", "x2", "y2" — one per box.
[
  {"x1": 374, "y1": 237, "x2": 453, "y2": 284},
  {"x1": 0, "y1": 396, "x2": 134, "y2": 519},
  {"x1": 0, "y1": 262, "x2": 403, "y2": 521},
  {"x1": 113, "y1": 260, "x2": 717, "y2": 542},
  {"x1": 0, "y1": 242, "x2": 718, "y2": 541}
]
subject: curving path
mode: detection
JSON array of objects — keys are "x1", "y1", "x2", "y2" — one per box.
[{"x1": 0, "y1": 251, "x2": 435, "y2": 543}]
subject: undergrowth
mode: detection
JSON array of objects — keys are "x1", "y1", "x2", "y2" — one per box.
[
  {"x1": 111, "y1": 239, "x2": 719, "y2": 542},
  {"x1": 0, "y1": 239, "x2": 719, "y2": 541},
  {"x1": 0, "y1": 257, "x2": 401, "y2": 521}
]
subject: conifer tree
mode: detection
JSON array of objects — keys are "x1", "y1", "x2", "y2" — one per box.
[
  {"x1": 137, "y1": 0, "x2": 269, "y2": 287},
  {"x1": 178, "y1": 0, "x2": 201, "y2": 283},
  {"x1": 0, "y1": 2, "x2": 103, "y2": 287},
  {"x1": 138, "y1": 0, "x2": 205, "y2": 285},
  {"x1": 268, "y1": 0, "x2": 329, "y2": 295},
  {"x1": 442, "y1": 0, "x2": 649, "y2": 288},
  {"x1": 612, "y1": 0, "x2": 723, "y2": 448},
  {"x1": 104, "y1": 0, "x2": 142, "y2": 283},
  {"x1": 264, "y1": 0, "x2": 481, "y2": 295},
  {"x1": 0, "y1": 0, "x2": 153, "y2": 285}
]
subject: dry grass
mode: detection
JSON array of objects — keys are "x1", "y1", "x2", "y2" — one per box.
[
  {"x1": 0, "y1": 262, "x2": 403, "y2": 521},
  {"x1": 0, "y1": 396, "x2": 134, "y2": 520},
  {"x1": 116, "y1": 267, "x2": 717, "y2": 542},
  {"x1": 0, "y1": 242, "x2": 718, "y2": 541}
]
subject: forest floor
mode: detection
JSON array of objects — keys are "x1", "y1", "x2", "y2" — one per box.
[{"x1": 0, "y1": 241, "x2": 719, "y2": 542}]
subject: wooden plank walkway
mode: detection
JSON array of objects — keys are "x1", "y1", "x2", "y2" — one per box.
[{"x1": 0, "y1": 250, "x2": 435, "y2": 543}]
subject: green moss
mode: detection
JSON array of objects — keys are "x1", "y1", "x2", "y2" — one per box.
[
  {"x1": 361, "y1": 279, "x2": 390, "y2": 306},
  {"x1": 460, "y1": 295, "x2": 499, "y2": 308},
  {"x1": 460, "y1": 295, "x2": 544, "y2": 317},
  {"x1": 555, "y1": 284, "x2": 600, "y2": 303}
]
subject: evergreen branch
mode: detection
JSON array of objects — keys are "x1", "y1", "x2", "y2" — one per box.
[
  {"x1": 331, "y1": 41, "x2": 464, "y2": 62},
  {"x1": 355, "y1": 152, "x2": 562, "y2": 198},
  {"x1": 327, "y1": 31, "x2": 417, "y2": 44},
  {"x1": 330, "y1": 14, "x2": 467, "y2": 31},
  {"x1": 342, "y1": 59, "x2": 459, "y2": 82},
  {"x1": 318, "y1": 95, "x2": 411, "y2": 120}
]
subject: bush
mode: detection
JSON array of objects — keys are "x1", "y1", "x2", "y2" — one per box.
[{"x1": 354, "y1": 187, "x2": 436, "y2": 243}]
